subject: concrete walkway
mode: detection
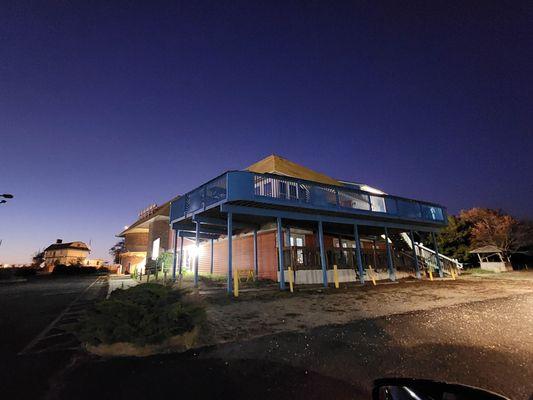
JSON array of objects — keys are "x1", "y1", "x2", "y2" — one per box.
[{"x1": 106, "y1": 275, "x2": 138, "y2": 297}]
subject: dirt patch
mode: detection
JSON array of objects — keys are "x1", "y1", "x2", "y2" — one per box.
[
  {"x1": 86, "y1": 327, "x2": 199, "y2": 357},
  {"x1": 200, "y1": 274, "x2": 533, "y2": 347}
]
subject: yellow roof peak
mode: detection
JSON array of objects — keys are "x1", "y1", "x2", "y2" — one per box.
[{"x1": 246, "y1": 155, "x2": 341, "y2": 186}]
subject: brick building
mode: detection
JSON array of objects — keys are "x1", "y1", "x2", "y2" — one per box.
[{"x1": 117, "y1": 201, "x2": 176, "y2": 274}]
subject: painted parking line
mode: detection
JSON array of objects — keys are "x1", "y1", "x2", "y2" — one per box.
[{"x1": 18, "y1": 276, "x2": 108, "y2": 356}]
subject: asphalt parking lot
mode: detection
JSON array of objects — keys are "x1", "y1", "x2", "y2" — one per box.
[
  {"x1": 0, "y1": 275, "x2": 107, "y2": 399},
  {"x1": 1, "y1": 273, "x2": 532, "y2": 399}
]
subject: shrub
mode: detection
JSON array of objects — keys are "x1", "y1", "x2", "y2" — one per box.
[
  {"x1": 14, "y1": 267, "x2": 37, "y2": 277},
  {"x1": 0, "y1": 267, "x2": 37, "y2": 279},
  {"x1": 0, "y1": 269, "x2": 15, "y2": 280},
  {"x1": 52, "y1": 264, "x2": 108, "y2": 275},
  {"x1": 74, "y1": 283, "x2": 204, "y2": 346}
]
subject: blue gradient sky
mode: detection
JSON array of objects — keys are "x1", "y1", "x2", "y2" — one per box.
[{"x1": 1, "y1": 1, "x2": 532, "y2": 263}]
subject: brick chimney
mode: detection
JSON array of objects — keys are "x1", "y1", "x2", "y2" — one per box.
[{"x1": 56, "y1": 239, "x2": 63, "y2": 244}]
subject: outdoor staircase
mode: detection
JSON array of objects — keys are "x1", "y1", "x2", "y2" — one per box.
[{"x1": 400, "y1": 233, "x2": 463, "y2": 277}]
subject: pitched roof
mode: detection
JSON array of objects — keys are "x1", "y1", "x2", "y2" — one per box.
[
  {"x1": 44, "y1": 241, "x2": 90, "y2": 252},
  {"x1": 117, "y1": 195, "x2": 180, "y2": 237},
  {"x1": 469, "y1": 245, "x2": 503, "y2": 254},
  {"x1": 246, "y1": 155, "x2": 342, "y2": 186}
]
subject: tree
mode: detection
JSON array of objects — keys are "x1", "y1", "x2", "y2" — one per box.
[
  {"x1": 157, "y1": 252, "x2": 174, "y2": 273},
  {"x1": 109, "y1": 240, "x2": 125, "y2": 264},
  {"x1": 32, "y1": 250, "x2": 45, "y2": 267},
  {"x1": 434, "y1": 208, "x2": 533, "y2": 265},
  {"x1": 435, "y1": 215, "x2": 474, "y2": 264},
  {"x1": 511, "y1": 219, "x2": 533, "y2": 251},
  {"x1": 461, "y1": 208, "x2": 519, "y2": 257}
]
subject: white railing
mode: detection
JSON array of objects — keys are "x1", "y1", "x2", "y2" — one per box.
[{"x1": 400, "y1": 233, "x2": 463, "y2": 272}]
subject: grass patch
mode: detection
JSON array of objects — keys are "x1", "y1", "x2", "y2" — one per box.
[
  {"x1": 461, "y1": 268, "x2": 495, "y2": 275},
  {"x1": 74, "y1": 283, "x2": 204, "y2": 346}
]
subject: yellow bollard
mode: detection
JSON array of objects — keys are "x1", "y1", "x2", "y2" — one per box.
[
  {"x1": 288, "y1": 267, "x2": 294, "y2": 293},
  {"x1": 429, "y1": 270, "x2": 434, "y2": 281},
  {"x1": 451, "y1": 269, "x2": 456, "y2": 280},
  {"x1": 333, "y1": 265, "x2": 339, "y2": 289},
  {"x1": 233, "y1": 273, "x2": 239, "y2": 297},
  {"x1": 369, "y1": 265, "x2": 376, "y2": 286}
]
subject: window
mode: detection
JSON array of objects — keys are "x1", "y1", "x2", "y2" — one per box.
[
  {"x1": 279, "y1": 181, "x2": 287, "y2": 199},
  {"x1": 151, "y1": 238, "x2": 160, "y2": 260},
  {"x1": 264, "y1": 182, "x2": 272, "y2": 196},
  {"x1": 288, "y1": 183, "x2": 298, "y2": 200},
  {"x1": 288, "y1": 234, "x2": 305, "y2": 247},
  {"x1": 370, "y1": 195, "x2": 386, "y2": 212}
]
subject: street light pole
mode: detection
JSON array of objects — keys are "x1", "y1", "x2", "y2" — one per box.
[{"x1": 0, "y1": 194, "x2": 14, "y2": 205}]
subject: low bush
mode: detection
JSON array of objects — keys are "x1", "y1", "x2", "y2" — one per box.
[
  {"x1": 461, "y1": 267, "x2": 495, "y2": 275},
  {"x1": 52, "y1": 264, "x2": 109, "y2": 275},
  {"x1": 0, "y1": 269, "x2": 15, "y2": 280},
  {"x1": 0, "y1": 267, "x2": 37, "y2": 279},
  {"x1": 74, "y1": 283, "x2": 204, "y2": 346},
  {"x1": 14, "y1": 267, "x2": 38, "y2": 277}
]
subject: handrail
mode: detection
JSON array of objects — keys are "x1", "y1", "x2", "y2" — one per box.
[
  {"x1": 251, "y1": 171, "x2": 446, "y2": 223},
  {"x1": 171, "y1": 170, "x2": 448, "y2": 225},
  {"x1": 255, "y1": 171, "x2": 445, "y2": 208},
  {"x1": 400, "y1": 232, "x2": 463, "y2": 270},
  {"x1": 416, "y1": 243, "x2": 463, "y2": 269}
]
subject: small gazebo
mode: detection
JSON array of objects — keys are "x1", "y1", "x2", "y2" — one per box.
[{"x1": 469, "y1": 245, "x2": 512, "y2": 272}]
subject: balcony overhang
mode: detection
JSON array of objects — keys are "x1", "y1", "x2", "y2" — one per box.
[{"x1": 170, "y1": 171, "x2": 448, "y2": 233}]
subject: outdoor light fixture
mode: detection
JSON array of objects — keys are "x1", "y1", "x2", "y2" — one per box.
[
  {"x1": 0, "y1": 194, "x2": 14, "y2": 205},
  {"x1": 188, "y1": 245, "x2": 199, "y2": 259}
]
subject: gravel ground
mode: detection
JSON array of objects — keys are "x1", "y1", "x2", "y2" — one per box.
[
  {"x1": 201, "y1": 273, "x2": 533, "y2": 346},
  {"x1": 205, "y1": 292, "x2": 533, "y2": 399}
]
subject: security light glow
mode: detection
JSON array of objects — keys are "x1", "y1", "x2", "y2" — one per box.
[{"x1": 188, "y1": 245, "x2": 199, "y2": 259}]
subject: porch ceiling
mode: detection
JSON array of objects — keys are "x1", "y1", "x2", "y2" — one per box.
[{"x1": 172, "y1": 201, "x2": 440, "y2": 239}]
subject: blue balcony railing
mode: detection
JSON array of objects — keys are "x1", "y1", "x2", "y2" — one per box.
[{"x1": 170, "y1": 171, "x2": 447, "y2": 225}]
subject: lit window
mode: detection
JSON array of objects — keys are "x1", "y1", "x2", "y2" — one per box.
[{"x1": 151, "y1": 238, "x2": 160, "y2": 260}]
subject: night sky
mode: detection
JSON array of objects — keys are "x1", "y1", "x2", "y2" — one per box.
[{"x1": 1, "y1": 1, "x2": 532, "y2": 263}]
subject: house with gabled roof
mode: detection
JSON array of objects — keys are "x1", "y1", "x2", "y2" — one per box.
[{"x1": 44, "y1": 239, "x2": 90, "y2": 266}]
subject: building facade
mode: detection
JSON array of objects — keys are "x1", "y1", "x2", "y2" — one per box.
[
  {"x1": 44, "y1": 240, "x2": 91, "y2": 266},
  {"x1": 117, "y1": 201, "x2": 176, "y2": 274},
  {"x1": 170, "y1": 155, "x2": 460, "y2": 292}
]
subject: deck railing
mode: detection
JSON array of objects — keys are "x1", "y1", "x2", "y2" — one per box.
[{"x1": 170, "y1": 171, "x2": 447, "y2": 225}]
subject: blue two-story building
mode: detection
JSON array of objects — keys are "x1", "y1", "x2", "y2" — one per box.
[{"x1": 169, "y1": 155, "x2": 457, "y2": 293}]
